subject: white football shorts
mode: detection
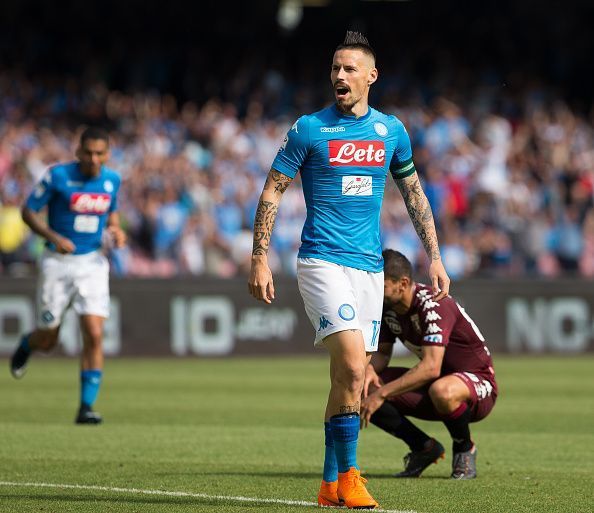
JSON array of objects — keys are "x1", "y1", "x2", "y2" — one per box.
[
  {"x1": 296, "y1": 257, "x2": 383, "y2": 352},
  {"x1": 36, "y1": 249, "x2": 110, "y2": 329}
]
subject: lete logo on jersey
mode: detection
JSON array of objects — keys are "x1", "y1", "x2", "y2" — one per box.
[
  {"x1": 70, "y1": 193, "x2": 111, "y2": 214},
  {"x1": 328, "y1": 140, "x2": 385, "y2": 167}
]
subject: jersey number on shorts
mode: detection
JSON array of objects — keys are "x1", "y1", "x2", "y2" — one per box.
[{"x1": 371, "y1": 320, "x2": 381, "y2": 348}]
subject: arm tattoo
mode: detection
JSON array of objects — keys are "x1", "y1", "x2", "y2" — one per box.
[
  {"x1": 252, "y1": 200, "x2": 278, "y2": 256},
  {"x1": 263, "y1": 170, "x2": 292, "y2": 194},
  {"x1": 339, "y1": 402, "x2": 360, "y2": 414},
  {"x1": 252, "y1": 170, "x2": 293, "y2": 256},
  {"x1": 396, "y1": 174, "x2": 441, "y2": 260}
]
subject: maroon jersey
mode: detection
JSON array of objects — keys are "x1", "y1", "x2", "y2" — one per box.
[{"x1": 379, "y1": 283, "x2": 495, "y2": 378}]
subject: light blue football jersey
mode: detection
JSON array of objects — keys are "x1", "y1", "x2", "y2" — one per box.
[
  {"x1": 272, "y1": 105, "x2": 416, "y2": 272},
  {"x1": 26, "y1": 162, "x2": 121, "y2": 255}
]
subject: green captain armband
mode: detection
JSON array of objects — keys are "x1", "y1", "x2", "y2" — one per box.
[{"x1": 390, "y1": 158, "x2": 416, "y2": 180}]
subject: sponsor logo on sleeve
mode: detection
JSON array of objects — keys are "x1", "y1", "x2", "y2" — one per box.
[
  {"x1": 328, "y1": 140, "x2": 385, "y2": 166},
  {"x1": 70, "y1": 193, "x2": 111, "y2": 214},
  {"x1": 423, "y1": 334, "x2": 443, "y2": 344}
]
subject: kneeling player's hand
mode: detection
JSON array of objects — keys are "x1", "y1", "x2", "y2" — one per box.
[
  {"x1": 360, "y1": 390, "x2": 385, "y2": 429},
  {"x1": 363, "y1": 365, "x2": 382, "y2": 398}
]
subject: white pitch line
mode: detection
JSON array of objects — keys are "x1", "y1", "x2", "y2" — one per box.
[{"x1": 0, "y1": 480, "x2": 417, "y2": 513}]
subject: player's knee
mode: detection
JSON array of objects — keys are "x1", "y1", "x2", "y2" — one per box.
[
  {"x1": 428, "y1": 380, "x2": 456, "y2": 407},
  {"x1": 333, "y1": 362, "x2": 366, "y2": 393}
]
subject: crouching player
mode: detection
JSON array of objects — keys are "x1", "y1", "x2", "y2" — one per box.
[
  {"x1": 360, "y1": 250, "x2": 497, "y2": 479},
  {"x1": 10, "y1": 127, "x2": 125, "y2": 424}
]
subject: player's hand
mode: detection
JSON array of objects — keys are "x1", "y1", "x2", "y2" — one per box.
[
  {"x1": 248, "y1": 256, "x2": 275, "y2": 304},
  {"x1": 360, "y1": 389, "x2": 385, "y2": 429},
  {"x1": 429, "y1": 258, "x2": 450, "y2": 300},
  {"x1": 52, "y1": 234, "x2": 76, "y2": 254},
  {"x1": 363, "y1": 364, "x2": 383, "y2": 398},
  {"x1": 107, "y1": 225, "x2": 127, "y2": 248}
]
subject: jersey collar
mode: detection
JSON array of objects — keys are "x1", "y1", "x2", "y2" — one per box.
[{"x1": 331, "y1": 104, "x2": 372, "y2": 121}]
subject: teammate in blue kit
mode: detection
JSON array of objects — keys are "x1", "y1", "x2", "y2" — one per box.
[
  {"x1": 248, "y1": 31, "x2": 450, "y2": 509},
  {"x1": 10, "y1": 127, "x2": 126, "y2": 425}
]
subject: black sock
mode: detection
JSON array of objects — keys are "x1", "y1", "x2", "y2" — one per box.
[
  {"x1": 443, "y1": 404, "x2": 472, "y2": 453},
  {"x1": 370, "y1": 402, "x2": 430, "y2": 452}
]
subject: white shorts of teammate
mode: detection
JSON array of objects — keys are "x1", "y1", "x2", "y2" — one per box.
[
  {"x1": 297, "y1": 258, "x2": 383, "y2": 352},
  {"x1": 36, "y1": 249, "x2": 110, "y2": 329}
]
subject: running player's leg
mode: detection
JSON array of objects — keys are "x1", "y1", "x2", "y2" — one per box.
[
  {"x1": 10, "y1": 251, "x2": 70, "y2": 378},
  {"x1": 72, "y1": 251, "x2": 109, "y2": 424}
]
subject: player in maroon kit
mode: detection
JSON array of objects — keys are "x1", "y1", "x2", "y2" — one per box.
[{"x1": 360, "y1": 250, "x2": 497, "y2": 479}]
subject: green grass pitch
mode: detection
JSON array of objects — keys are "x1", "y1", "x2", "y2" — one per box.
[{"x1": 0, "y1": 355, "x2": 592, "y2": 513}]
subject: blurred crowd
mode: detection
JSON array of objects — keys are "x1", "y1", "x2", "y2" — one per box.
[{"x1": 1, "y1": 69, "x2": 593, "y2": 280}]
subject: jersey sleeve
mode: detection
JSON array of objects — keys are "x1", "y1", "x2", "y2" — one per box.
[
  {"x1": 389, "y1": 119, "x2": 416, "y2": 180},
  {"x1": 271, "y1": 116, "x2": 311, "y2": 179},
  {"x1": 417, "y1": 292, "x2": 457, "y2": 347},
  {"x1": 109, "y1": 174, "x2": 121, "y2": 213},
  {"x1": 25, "y1": 168, "x2": 57, "y2": 212}
]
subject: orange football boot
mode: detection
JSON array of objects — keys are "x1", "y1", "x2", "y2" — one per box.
[
  {"x1": 337, "y1": 467, "x2": 379, "y2": 509},
  {"x1": 317, "y1": 480, "x2": 344, "y2": 507}
]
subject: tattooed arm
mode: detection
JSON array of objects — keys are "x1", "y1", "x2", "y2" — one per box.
[
  {"x1": 396, "y1": 173, "x2": 450, "y2": 299},
  {"x1": 248, "y1": 169, "x2": 293, "y2": 303}
]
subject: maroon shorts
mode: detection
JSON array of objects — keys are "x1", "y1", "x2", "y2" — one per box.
[{"x1": 379, "y1": 367, "x2": 498, "y2": 422}]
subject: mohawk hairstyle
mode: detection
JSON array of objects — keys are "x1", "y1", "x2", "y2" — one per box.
[{"x1": 336, "y1": 30, "x2": 376, "y2": 62}]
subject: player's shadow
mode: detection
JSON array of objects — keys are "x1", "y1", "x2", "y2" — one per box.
[
  {"x1": 0, "y1": 493, "x2": 285, "y2": 509},
  {"x1": 366, "y1": 472, "x2": 451, "y2": 480},
  {"x1": 155, "y1": 470, "x2": 322, "y2": 479}
]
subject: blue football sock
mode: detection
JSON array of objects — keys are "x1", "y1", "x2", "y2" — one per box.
[
  {"x1": 80, "y1": 369, "x2": 103, "y2": 408},
  {"x1": 330, "y1": 413, "x2": 360, "y2": 473},
  {"x1": 20, "y1": 333, "x2": 31, "y2": 353},
  {"x1": 323, "y1": 422, "x2": 338, "y2": 482}
]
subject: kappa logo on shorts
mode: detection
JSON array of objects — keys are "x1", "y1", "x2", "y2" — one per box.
[
  {"x1": 41, "y1": 311, "x2": 55, "y2": 324},
  {"x1": 318, "y1": 316, "x2": 334, "y2": 332}
]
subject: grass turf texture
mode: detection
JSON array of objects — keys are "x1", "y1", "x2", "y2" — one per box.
[{"x1": 0, "y1": 355, "x2": 592, "y2": 513}]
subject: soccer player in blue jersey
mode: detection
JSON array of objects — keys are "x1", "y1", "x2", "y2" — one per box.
[
  {"x1": 248, "y1": 31, "x2": 450, "y2": 509},
  {"x1": 10, "y1": 127, "x2": 126, "y2": 425}
]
